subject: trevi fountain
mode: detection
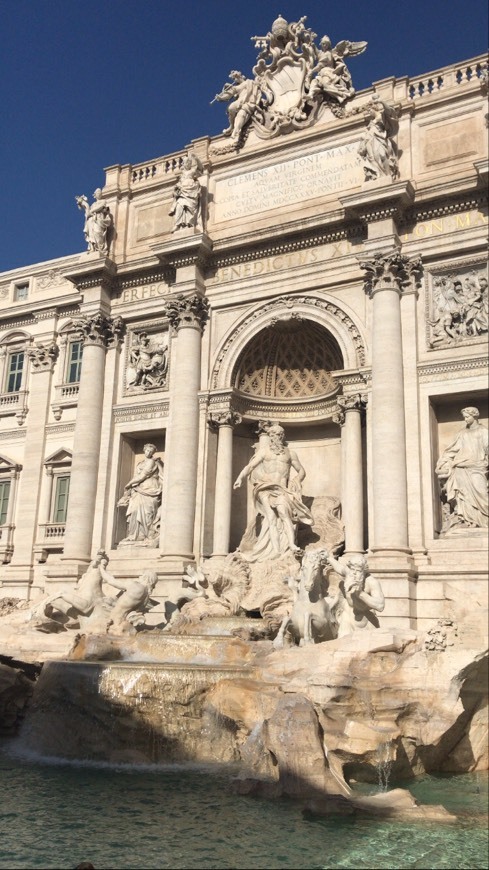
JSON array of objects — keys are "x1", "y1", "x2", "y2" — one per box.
[{"x1": 0, "y1": 12, "x2": 487, "y2": 870}]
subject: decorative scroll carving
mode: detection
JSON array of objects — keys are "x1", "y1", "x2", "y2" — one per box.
[
  {"x1": 208, "y1": 410, "x2": 242, "y2": 430},
  {"x1": 126, "y1": 330, "x2": 168, "y2": 392},
  {"x1": 169, "y1": 152, "x2": 204, "y2": 232},
  {"x1": 428, "y1": 268, "x2": 488, "y2": 348},
  {"x1": 358, "y1": 96, "x2": 400, "y2": 182},
  {"x1": 75, "y1": 189, "x2": 113, "y2": 256},
  {"x1": 72, "y1": 313, "x2": 124, "y2": 348},
  {"x1": 26, "y1": 342, "x2": 59, "y2": 372},
  {"x1": 333, "y1": 392, "x2": 367, "y2": 425},
  {"x1": 165, "y1": 294, "x2": 209, "y2": 332},
  {"x1": 211, "y1": 14, "x2": 366, "y2": 152},
  {"x1": 360, "y1": 250, "x2": 423, "y2": 297}
]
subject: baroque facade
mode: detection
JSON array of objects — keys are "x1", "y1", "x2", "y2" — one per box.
[{"x1": 0, "y1": 17, "x2": 487, "y2": 632}]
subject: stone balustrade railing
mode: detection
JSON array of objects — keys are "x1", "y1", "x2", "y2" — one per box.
[
  {"x1": 130, "y1": 153, "x2": 186, "y2": 185},
  {"x1": 407, "y1": 56, "x2": 488, "y2": 100}
]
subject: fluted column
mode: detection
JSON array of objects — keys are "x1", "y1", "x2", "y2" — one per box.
[
  {"x1": 334, "y1": 394, "x2": 367, "y2": 555},
  {"x1": 62, "y1": 313, "x2": 123, "y2": 565},
  {"x1": 361, "y1": 250, "x2": 421, "y2": 554},
  {"x1": 160, "y1": 294, "x2": 209, "y2": 558},
  {"x1": 7, "y1": 342, "x2": 59, "y2": 580},
  {"x1": 209, "y1": 410, "x2": 242, "y2": 556}
]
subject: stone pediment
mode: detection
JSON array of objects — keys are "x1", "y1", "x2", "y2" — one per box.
[
  {"x1": 44, "y1": 448, "x2": 73, "y2": 467},
  {"x1": 0, "y1": 453, "x2": 22, "y2": 472}
]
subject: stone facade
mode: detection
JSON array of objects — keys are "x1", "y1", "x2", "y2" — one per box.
[{"x1": 0, "y1": 25, "x2": 487, "y2": 634}]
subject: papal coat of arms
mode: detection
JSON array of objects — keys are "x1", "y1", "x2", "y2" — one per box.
[{"x1": 211, "y1": 14, "x2": 367, "y2": 151}]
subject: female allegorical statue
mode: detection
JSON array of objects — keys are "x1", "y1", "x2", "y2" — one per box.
[{"x1": 118, "y1": 444, "x2": 164, "y2": 546}]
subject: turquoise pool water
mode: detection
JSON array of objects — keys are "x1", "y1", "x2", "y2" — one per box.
[{"x1": 0, "y1": 748, "x2": 487, "y2": 870}]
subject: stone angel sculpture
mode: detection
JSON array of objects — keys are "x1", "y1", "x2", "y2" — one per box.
[
  {"x1": 169, "y1": 152, "x2": 204, "y2": 232},
  {"x1": 306, "y1": 36, "x2": 367, "y2": 104},
  {"x1": 75, "y1": 188, "x2": 112, "y2": 255}
]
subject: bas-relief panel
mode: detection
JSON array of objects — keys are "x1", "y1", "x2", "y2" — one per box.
[
  {"x1": 213, "y1": 144, "x2": 363, "y2": 223},
  {"x1": 123, "y1": 329, "x2": 169, "y2": 395},
  {"x1": 426, "y1": 263, "x2": 488, "y2": 349}
]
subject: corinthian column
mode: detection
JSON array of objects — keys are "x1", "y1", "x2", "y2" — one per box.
[
  {"x1": 209, "y1": 410, "x2": 242, "y2": 556},
  {"x1": 62, "y1": 313, "x2": 123, "y2": 566},
  {"x1": 334, "y1": 394, "x2": 367, "y2": 555},
  {"x1": 160, "y1": 294, "x2": 209, "y2": 559},
  {"x1": 360, "y1": 250, "x2": 421, "y2": 555},
  {"x1": 6, "y1": 342, "x2": 59, "y2": 591}
]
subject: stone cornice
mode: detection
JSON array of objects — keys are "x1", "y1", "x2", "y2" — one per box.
[
  {"x1": 340, "y1": 180, "x2": 416, "y2": 223},
  {"x1": 113, "y1": 401, "x2": 170, "y2": 421},
  {"x1": 63, "y1": 256, "x2": 117, "y2": 291},
  {"x1": 417, "y1": 356, "x2": 488, "y2": 381},
  {"x1": 151, "y1": 232, "x2": 213, "y2": 270}
]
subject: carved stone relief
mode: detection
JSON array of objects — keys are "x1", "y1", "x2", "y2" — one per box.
[
  {"x1": 427, "y1": 267, "x2": 488, "y2": 348},
  {"x1": 125, "y1": 330, "x2": 169, "y2": 393},
  {"x1": 211, "y1": 15, "x2": 366, "y2": 152}
]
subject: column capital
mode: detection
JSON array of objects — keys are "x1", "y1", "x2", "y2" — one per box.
[
  {"x1": 26, "y1": 341, "x2": 59, "y2": 373},
  {"x1": 360, "y1": 249, "x2": 422, "y2": 298},
  {"x1": 166, "y1": 293, "x2": 209, "y2": 332},
  {"x1": 73, "y1": 312, "x2": 125, "y2": 348},
  {"x1": 334, "y1": 393, "x2": 368, "y2": 425},
  {"x1": 208, "y1": 410, "x2": 242, "y2": 431}
]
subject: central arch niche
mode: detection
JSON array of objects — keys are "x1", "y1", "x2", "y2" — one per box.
[
  {"x1": 227, "y1": 319, "x2": 346, "y2": 552},
  {"x1": 232, "y1": 318, "x2": 344, "y2": 399}
]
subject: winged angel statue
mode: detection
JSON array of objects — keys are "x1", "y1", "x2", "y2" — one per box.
[{"x1": 211, "y1": 14, "x2": 366, "y2": 150}]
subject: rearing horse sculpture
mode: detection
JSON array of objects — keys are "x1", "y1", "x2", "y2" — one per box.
[{"x1": 272, "y1": 548, "x2": 337, "y2": 648}]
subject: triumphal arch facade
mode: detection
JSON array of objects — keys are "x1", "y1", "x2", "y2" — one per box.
[{"x1": 0, "y1": 16, "x2": 487, "y2": 631}]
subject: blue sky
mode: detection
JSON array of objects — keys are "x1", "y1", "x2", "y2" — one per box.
[{"x1": 1, "y1": 0, "x2": 487, "y2": 272}]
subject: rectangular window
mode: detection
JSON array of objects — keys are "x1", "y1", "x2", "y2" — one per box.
[
  {"x1": 53, "y1": 475, "x2": 70, "y2": 523},
  {"x1": 0, "y1": 480, "x2": 11, "y2": 525},
  {"x1": 66, "y1": 340, "x2": 83, "y2": 384},
  {"x1": 6, "y1": 352, "x2": 24, "y2": 393},
  {"x1": 14, "y1": 283, "x2": 29, "y2": 301}
]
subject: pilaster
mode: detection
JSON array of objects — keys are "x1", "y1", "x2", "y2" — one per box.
[{"x1": 208, "y1": 410, "x2": 242, "y2": 557}]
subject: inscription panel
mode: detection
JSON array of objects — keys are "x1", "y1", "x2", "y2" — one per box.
[{"x1": 214, "y1": 144, "x2": 362, "y2": 222}]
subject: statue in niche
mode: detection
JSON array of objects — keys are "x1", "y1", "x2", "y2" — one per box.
[
  {"x1": 169, "y1": 152, "x2": 204, "y2": 231},
  {"x1": 429, "y1": 271, "x2": 488, "y2": 346},
  {"x1": 324, "y1": 552, "x2": 385, "y2": 636},
  {"x1": 357, "y1": 94, "x2": 400, "y2": 181},
  {"x1": 211, "y1": 71, "x2": 264, "y2": 145},
  {"x1": 127, "y1": 331, "x2": 168, "y2": 390},
  {"x1": 75, "y1": 189, "x2": 112, "y2": 255},
  {"x1": 233, "y1": 423, "x2": 313, "y2": 562},
  {"x1": 435, "y1": 407, "x2": 489, "y2": 531},
  {"x1": 118, "y1": 444, "x2": 164, "y2": 547}
]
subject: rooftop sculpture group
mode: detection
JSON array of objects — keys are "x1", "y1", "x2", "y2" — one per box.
[{"x1": 212, "y1": 14, "x2": 367, "y2": 150}]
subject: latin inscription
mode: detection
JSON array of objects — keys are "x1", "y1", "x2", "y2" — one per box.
[
  {"x1": 214, "y1": 145, "x2": 362, "y2": 222},
  {"x1": 120, "y1": 283, "x2": 168, "y2": 304},
  {"x1": 402, "y1": 209, "x2": 487, "y2": 241}
]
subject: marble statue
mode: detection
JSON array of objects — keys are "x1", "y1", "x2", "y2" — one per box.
[
  {"x1": 127, "y1": 331, "x2": 168, "y2": 390},
  {"x1": 169, "y1": 152, "x2": 204, "y2": 231},
  {"x1": 164, "y1": 553, "x2": 250, "y2": 633},
  {"x1": 212, "y1": 15, "x2": 367, "y2": 150},
  {"x1": 234, "y1": 424, "x2": 313, "y2": 562},
  {"x1": 212, "y1": 71, "x2": 264, "y2": 145},
  {"x1": 435, "y1": 407, "x2": 489, "y2": 530},
  {"x1": 273, "y1": 549, "x2": 336, "y2": 648},
  {"x1": 118, "y1": 444, "x2": 164, "y2": 546},
  {"x1": 305, "y1": 35, "x2": 366, "y2": 104},
  {"x1": 29, "y1": 550, "x2": 114, "y2": 631},
  {"x1": 75, "y1": 189, "x2": 112, "y2": 255},
  {"x1": 106, "y1": 571, "x2": 158, "y2": 633},
  {"x1": 325, "y1": 553, "x2": 385, "y2": 636},
  {"x1": 357, "y1": 95, "x2": 400, "y2": 181}
]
